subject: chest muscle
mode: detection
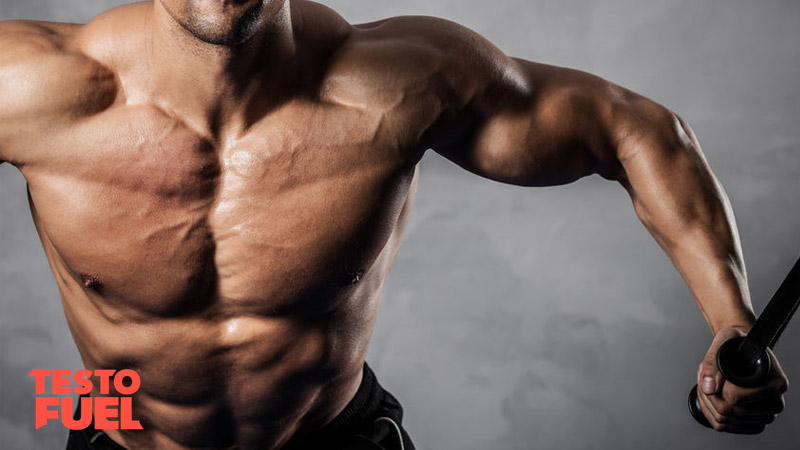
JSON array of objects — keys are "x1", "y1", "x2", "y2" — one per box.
[{"x1": 24, "y1": 104, "x2": 417, "y2": 317}]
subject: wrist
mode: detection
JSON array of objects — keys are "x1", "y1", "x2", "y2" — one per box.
[{"x1": 711, "y1": 313, "x2": 756, "y2": 336}]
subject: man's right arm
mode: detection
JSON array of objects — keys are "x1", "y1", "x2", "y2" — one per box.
[
  {"x1": 0, "y1": 20, "x2": 53, "y2": 166},
  {"x1": 0, "y1": 21, "x2": 23, "y2": 166},
  {"x1": 0, "y1": 20, "x2": 72, "y2": 167},
  {"x1": 0, "y1": 20, "x2": 113, "y2": 168}
]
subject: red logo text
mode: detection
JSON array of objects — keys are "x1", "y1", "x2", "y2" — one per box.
[{"x1": 29, "y1": 369, "x2": 143, "y2": 430}]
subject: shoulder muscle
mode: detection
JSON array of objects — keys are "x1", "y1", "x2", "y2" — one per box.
[
  {"x1": 0, "y1": 20, "x2": 117, "y2": 165},
  {"x1": 356, "y1": 15, "x2": 526, "y2": 87},
  {"x1": 319, "y1": 15, "x2": 530, "y2": 144}
]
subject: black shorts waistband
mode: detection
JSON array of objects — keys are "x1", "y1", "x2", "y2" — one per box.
[
  {"x1": 68, "y1": 363, "x2": 397, "y2": 450},
  {"x1": 300, "y1": 362, "x2": 388, "y2": 444}
]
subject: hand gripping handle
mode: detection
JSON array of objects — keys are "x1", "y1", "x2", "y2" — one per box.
[{"x1": 688, "y1": 336, "x2": 771, "y2": 428}]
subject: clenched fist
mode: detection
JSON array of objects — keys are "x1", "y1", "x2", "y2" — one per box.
[{"x1": 696, "y1": 327, "x2": 789, "y2": 434}]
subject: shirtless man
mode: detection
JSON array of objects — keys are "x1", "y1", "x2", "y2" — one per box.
[{"x1": 0, "y1": 1, "x2": 790, "y2": 449}]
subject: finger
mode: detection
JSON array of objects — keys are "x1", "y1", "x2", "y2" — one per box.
[
  {"x1": 699, "y1": 394, "x2": 774, "y2": 431},
  {"x1": 714, "y1": 396, "x2": 785, "y2": 417},
  {"x1": 721, "y1": 381, "x2": 787, "y2": 408},
  {"x1": 699, "y1": 390, "x2": 732, "y2": 427},
  {"x1": 701, "y1": 391, "x2": 782, "y2": 422},
  {"x1": 699, "y1": 391, "x2": 725, "y2": 425},
  {"x1": 723, "y1": 379, "x2": 787, "y2": 403},
  {"x1": 698, "y1": 356, "x2": 724, "y2": 395}
]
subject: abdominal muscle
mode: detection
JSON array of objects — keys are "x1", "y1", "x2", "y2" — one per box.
[
  {"x1": 40, "y1": 195, "x2": 409, "y2": 450},
  {"x1": 57, "y1": 267, "x2": 383, "y2": 450},
  {"x1": 25, "y1": 110, "x2": 420, "y2": 448}
]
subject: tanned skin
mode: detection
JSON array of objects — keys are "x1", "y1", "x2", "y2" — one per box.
[{"x1": 0, "y1": 1, "x2": 789, "y2": 448}]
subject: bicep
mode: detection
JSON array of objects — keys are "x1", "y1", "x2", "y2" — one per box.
[{"x1": 432, "y1": 57, "x2": 638, "y2": 187}]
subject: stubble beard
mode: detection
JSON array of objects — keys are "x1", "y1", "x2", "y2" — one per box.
[{"x1": 171, "y1": 1, "x2": 267, "y2": 47}]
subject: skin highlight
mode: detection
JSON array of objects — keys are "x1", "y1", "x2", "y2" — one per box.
[{"x1": 0, "y1": 1, "x2": 789, "y2": 448}]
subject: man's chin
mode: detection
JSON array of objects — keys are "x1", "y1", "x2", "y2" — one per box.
[
  {"x1": 182, "y1": 2, "x2": 266, "y2": 46},
  {"x1": 185, "y1": 26, "x2": 255, "y2": 47},
  {"x1": 196, "y1": 0, "x2": 262, "y2": 17}
]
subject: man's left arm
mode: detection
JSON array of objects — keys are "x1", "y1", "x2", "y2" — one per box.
[{"x1": 414, "y1": 19, "x2": 788, "y2": 433}]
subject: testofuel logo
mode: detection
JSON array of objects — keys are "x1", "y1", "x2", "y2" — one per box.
[{"x1": 29, "y1": 369, "x2": 143, "y2": 430}]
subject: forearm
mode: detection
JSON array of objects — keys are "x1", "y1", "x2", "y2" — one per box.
[
  {"x1": 426, "y1": 51, "x2": 757, "y2": 332},
  {"x1": 614, "y1": 107, "x2": 756, "y2": 335},
  {"x1": 658, "y1": 220, "x2": 756, "y2": 335}
]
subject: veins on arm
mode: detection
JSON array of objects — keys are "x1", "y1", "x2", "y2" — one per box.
[
  {"x1": 420, "y1": 27, "x2": 626, "y2": 187},
  {"x1": 418, "y1": 18, "x2": 753, "y2": 332},
  {"x1": 614, "y1": 105, "x2": 755, "y2": 333}
]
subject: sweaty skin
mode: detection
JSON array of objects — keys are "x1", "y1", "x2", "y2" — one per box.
[{"x1": 0, "y1": 1, "x2": 789, "y2": 448}]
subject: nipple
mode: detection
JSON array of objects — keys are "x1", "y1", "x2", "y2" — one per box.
[
  {"x1": 349, "y1": 269, "x2": 365, "y2": 285},
  {"x1": 80, "y1": 274, "x2": 102, "y2": 290}
]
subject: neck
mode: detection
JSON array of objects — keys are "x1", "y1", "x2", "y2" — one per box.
[{"x1": 148, "y1": 1, "x2": 296, "y2": 138}]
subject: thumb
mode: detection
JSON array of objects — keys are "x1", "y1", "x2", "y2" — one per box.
[
  {"x1": 698, "y1": 353, "x2": 724, "y2": 395},
  {"x1": 698, "y1": 327, "x2": 749, "y2": 395}
]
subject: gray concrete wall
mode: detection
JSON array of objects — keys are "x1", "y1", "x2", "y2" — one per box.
[{"x1": 1, "y1": 1, "x2": 798, "y2": 449}]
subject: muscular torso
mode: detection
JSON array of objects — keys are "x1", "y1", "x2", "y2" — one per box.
[
  {"x1": 2, "y1": 1, "x2": 780, "y2": 444},
  {"x1": 2, "y1": 3, "x2": 452, "y2": 449},
  {"x1": 31, "y1": 103, "x2": 418, "y2": 449}
]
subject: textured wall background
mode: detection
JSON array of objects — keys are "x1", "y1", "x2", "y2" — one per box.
[{"x1": 1, "y1": 1, "x2": 799, "y2": 449}]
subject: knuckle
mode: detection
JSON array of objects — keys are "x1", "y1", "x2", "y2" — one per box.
[
  {"x1": 717, "y1": 403, "x2": 735, "y2": 417},
  {"x1": 726, "y1": 392, "x2": 742, "y2": 406},
  {"x1": 709, "y1": 406, "x2": 729, "y2": 423}
]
